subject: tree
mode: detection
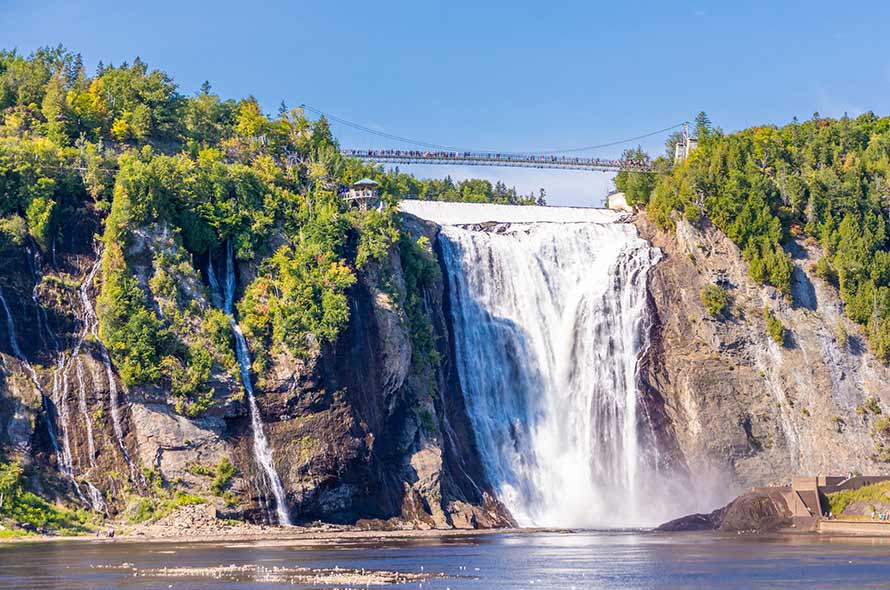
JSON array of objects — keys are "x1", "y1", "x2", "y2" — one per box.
[
  {"x1": 0, "y1": 461, "x2": 23, "y2": 511},
  {"x1": 614, "y1": 146, "x2": 655, "y2": 206},
  {"x1": 764, "y1": 307, "x2": 786, "y2": 345},
  {"x1": 700, "y1": 284, "x2": 729, "y2": 317},
  {"x1": 664, "y1": 130, "x2": 686, "y2": 159},
  {"x1": 25, "y1": 196, "x2": 56, "y2": 251},
  {"x1": 41, "y1": 72, "x2": 71, "y2": 143},
  {"x1": 694, "y1": 111, "x2": 712, "y2": 142}
]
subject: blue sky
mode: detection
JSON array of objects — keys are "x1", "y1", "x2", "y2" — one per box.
[{"x1": 5, "y1": 0, "x2": 890, "y2": 206}]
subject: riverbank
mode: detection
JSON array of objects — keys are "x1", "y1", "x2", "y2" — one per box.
[{"x1": 0, "y1": 505, "x2": 548, "y2": 545}]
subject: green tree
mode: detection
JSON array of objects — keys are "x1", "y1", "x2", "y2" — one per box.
[{"x1": 613, "y1": 146, "x2": 655, "y2": 206}]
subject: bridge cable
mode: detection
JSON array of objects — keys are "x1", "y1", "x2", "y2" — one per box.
[{"x1": 299, "y1": 103, "x2": 685, "y2": 155}]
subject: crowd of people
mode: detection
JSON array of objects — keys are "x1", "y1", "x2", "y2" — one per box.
[{"x1": 342, "y1": 149, "x2": 651, "y2": 170}]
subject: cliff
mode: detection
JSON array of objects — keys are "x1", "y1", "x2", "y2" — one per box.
[
  {"x1": 636, "y1": 214, "x2": 890, "y2": 504},
  {"x1": 6, "y1": 199, "x2": 890, "y2": 530},
  {"x1": 0, "y1": 203, "x2": 512, "y2": 529}
]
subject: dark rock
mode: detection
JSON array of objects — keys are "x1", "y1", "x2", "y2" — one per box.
[{"x1": 657, "y1": 489, "x2": 792, "y2": 533}]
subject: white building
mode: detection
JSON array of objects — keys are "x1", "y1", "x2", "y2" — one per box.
[{"x1": 607, "y1": 191, "x2": 633, "y2": 212}]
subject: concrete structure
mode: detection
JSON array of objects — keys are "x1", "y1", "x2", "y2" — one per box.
[
  {"x1": 788, "y1": 476, "x2": 822, "y2": 518},
  {"x1": 674, "y1": 122, "x2": 698, "y2": 162},
  {"x1": 607, "y1": 191, "x2": 633, "y2": 212},
  {"x1": 343, "y1": 178, "x2": 380, "y2": 211},
  {"x1": 819, "y1": 519, "x2": 890, "y2": 535},
  {"x1": 787, "y1": 474, "x2": 890, "y2": 523}
]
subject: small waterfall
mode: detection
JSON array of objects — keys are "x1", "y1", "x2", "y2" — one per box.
[
  {"x1": 73, "y1": 358, "x2": 98, "y2": 466},
  {"x1": 210, "y1": 243, "x2": 291, "y2": 526},
  {"x1": 69, "y1": 258, "x2": 103, "y2": 471},
  {"x1": 440, "y1": 220, "x2": 662, "y2": 528},
  {"x1": 74, "y1": 251, "x2": 137, "y2": 480},
  {"x1": 0, "y1": 286, "x2": 93, "y2": 507},
  {"x1": 25, "y1": 250, "x2": 79, "y2": 480},
  {"x1": 224, "y1": 240, "x2": 236, "y2": 313},
  {"x1": 207, "y1": 251, "x2": 224, "y2": 309}
]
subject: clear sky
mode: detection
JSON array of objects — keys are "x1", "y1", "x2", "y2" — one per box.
[{"x1": 5, "y1": 0, "x2": 890, "y2": 206}]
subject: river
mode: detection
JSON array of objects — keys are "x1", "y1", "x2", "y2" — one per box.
[{"x1": 3, "y1": 531, "x2": 890, "y2": 589}]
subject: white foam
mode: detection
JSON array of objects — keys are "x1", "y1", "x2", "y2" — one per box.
[{"x1": 398, "y1": 200, "x2": 626, "y2": 225}]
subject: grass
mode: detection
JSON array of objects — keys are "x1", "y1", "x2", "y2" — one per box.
[
  {"x1": 1, "y1": 494, "x2": 93, "y2": 536},
  {"x1": 127, "y1": 491, "x2": 206, "y2": 524},
  {"x1": 825, "y1": 480, "x2": 890, "y2": 516},
  {"x1": 211, "y1": 459, "x2": 235, "y2": 496}
]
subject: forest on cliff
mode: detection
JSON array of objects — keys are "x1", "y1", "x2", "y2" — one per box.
[
  {"x1": 0, "y1": 46, "x2": 541, "y2": 413},
  {"x1": 0, "y1": 46, "x2": 539, "y2": 527},
  {"x1": 617, "y1": 111, "x2": 890, "y2": 362}
]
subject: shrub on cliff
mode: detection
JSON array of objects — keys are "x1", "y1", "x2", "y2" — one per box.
[
  {"x1": 764, "y1": 307, "x2": 785, "y2": 345},
  {"x1": 700, "y1": 284, "x2": 729, "y2": 317},
  {"x1": 400, "y1": 234, "x2": 442, "y2": 368}
]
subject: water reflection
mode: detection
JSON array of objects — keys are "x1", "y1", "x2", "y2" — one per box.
[{"x1": 2, "y1": 531, "x2": 890, "y2": 589}]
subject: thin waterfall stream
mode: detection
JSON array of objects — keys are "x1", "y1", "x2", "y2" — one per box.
[
  {"x1": 0, "y1": 285, "x2": 99, "y2": 509},
  {"x1": 209, "y1": 243, "x2": 291, "y2": 526}
]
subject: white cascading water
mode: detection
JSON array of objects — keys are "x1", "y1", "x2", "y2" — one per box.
[
  {"x1": 209, "y1": 244, "x2": 291, "y2": 526},
  {"x1": 0, "y1": 285, "x2": 99, "y2": 508},
  {"x1": 69, "y1": 250, "x2": 138, "y2": 483},
  {"x1": 439, "y1": 217, "x2": 662, "y2": 528}
]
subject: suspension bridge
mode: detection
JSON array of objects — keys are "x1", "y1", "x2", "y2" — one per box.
[
  {"x1": 340, "y1": 150, "x2": 652, "y2": 172},
  {"x1": 300, "y1": 104, "x2": 687, "y2": 174}
]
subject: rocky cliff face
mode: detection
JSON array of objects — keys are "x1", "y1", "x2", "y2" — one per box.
[
  {"x1": 6, "y1": 202, "x2": 890, "y2": 527},
  {"x1": 0, "y1": 207, "x2": 511, "y2": 528},
  {"x1": 637, "y1": 214, "x2": 890, "y2": 504}
]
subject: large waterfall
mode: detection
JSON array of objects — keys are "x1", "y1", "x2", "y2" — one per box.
[{"x1": 437, "y1": 209, "x2": 663, "y2": 528}]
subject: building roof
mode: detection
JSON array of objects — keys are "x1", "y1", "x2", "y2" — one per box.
[{"x1": 353, "y1": 178, "x2": 379, "y2": 187}]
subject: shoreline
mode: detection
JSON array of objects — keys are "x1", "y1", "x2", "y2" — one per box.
[
  {"x1": 7, "y1": 522, "x2": 890, "y2": 547},
  {"x1": 0, "y1": 524, "x2": 562, "y2": 546}
]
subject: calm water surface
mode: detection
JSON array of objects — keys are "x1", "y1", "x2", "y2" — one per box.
[{"x1": 2, "y1": 531, "x2": 890, "y2": 590}]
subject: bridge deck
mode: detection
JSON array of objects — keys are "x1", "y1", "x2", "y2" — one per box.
[{"x1": 343, "y1": 150, "x2": 652, "y2": 172}]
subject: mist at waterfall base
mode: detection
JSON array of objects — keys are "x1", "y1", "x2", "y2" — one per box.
[{"x1": 434, "y1": 208, "x2": 700, "y2": 529}]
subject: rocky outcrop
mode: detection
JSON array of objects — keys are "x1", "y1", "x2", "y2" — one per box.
[
  {"x1": 657, "y1": 488, "x2": 792, "y2": 533},
  {"x1": 246, "y1": 213, "x2": 512, "y2": 527},
  {"x1": 636, "y1": 214, "x2": 890, "y2": 505},
  {"x1": 15, "y1": 200, "x2": 887, "y2": 530}
]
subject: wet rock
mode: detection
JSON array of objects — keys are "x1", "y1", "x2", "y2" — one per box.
[{"x1": 657, "y1": 489, "x2": 791, "y2": 533}]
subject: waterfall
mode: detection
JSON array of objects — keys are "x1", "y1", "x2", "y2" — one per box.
[
  {"x1": 0, "y1": 286, "x2": 93, "y2": 507},
  {"x1": 26, "y1": 251, "x2": 78, "y2": 479},
  {"x1": 73, "y1": 251, "x2": 137, "y2": 481},
  {"x1": 439, "y1": 219, "x2": 662, "y2": 528},
  {"x1": 211, "y1": 243, "x2": 291, "y2": 526}
]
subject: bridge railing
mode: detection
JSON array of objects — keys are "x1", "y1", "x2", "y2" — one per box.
[{"x1": 341, "y1": 149, "x2": 652, "y2": 171}]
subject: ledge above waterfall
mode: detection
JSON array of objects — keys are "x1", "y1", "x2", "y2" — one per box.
[{"x1": 398, "y1": 200, "x2": 628, "y2": 225}]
